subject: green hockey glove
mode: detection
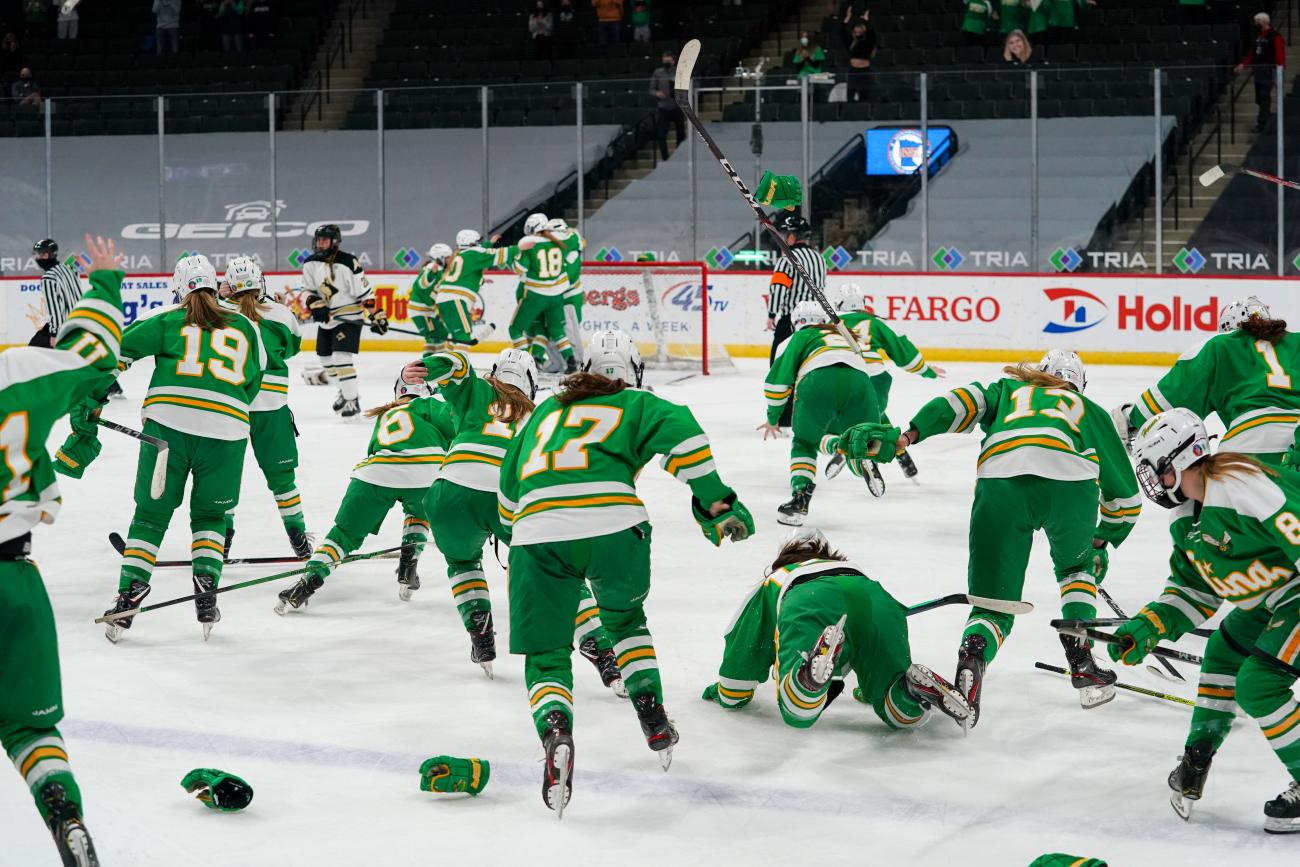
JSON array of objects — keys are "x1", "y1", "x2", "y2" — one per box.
[
  {"x1": 701, "y1": 683, "x2": 720, "y2": 703},
  {"x1": 839, "y1": 423, "x2": 903, "y2": 463},
  {"x1": 180, "y1": 768, "x2": 254, "y2": 811},
  {"x1": 692, "y1": 493, "x2": 755, "y2": 546},
  {"x1": 419, "y1": 756, "x2": 490, "y2": 795},
  {"x1": 756, "y1": 170, "x2": 803, "y2": 210},
  {"x1": 1106, "y1": 609, "x2": 1166, "y2": 665},
  {"x1": 1028, "y1": 855, "x2": 1107, "y2": 867},
  {"x1": 53, "y1": 394, "x2": 107, "y2": 478},
  {"x1": 1087, "y1": 541, "x2": 1109, "y2": 585}
]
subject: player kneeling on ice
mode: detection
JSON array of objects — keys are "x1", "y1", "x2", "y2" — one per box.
[
  {"x1": 760, "y1": 299, "x2": 884, "y2": 526},
  {"x1": 702, "y1": 529, "x2": 971, "y2": 731},
  {"x1": 103, "y1": 254, "x2": 265, "y2": 643},
  {"x1": 836, "y1": 351, "x2": 1141, "y2": 726},
  {"x1": 1109, "y1": 408, "x2": 1300, "y2": 832},
  {"x1": 275, "y1": 376, "x2": 453, "y2": 615},
  {"x1": 498, "y1": 329, "x2": 754, "y2": 817}
]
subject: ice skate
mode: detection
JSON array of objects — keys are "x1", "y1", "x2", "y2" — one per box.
[
  {"x1": 824, "y1": 452, "x2": 846, "y2": 479},
  {"x1": 796, "y1": 614, "x2": 847, "y2": 693},
  {"x1": 1167, "y1": 741, "x2": 1214, "y2": 821},
  {"x1": 1264, "y1": 780, "x2": 1300, "y2": 834},
  {"x1": 1059, "y1": 632, "x2": 1117, "y2": 709},
  {"x1": 40, "y1": 782, "x2": 99, "y2": 867},
  {"x1": 302, "y1": 368, "x2": 330, "y2": 386},
  {"x1": 288, "y1": 528, "x2": 314, "y2": 560},
  {"x1": 331, "y1": 391, "x2": 346, "y2": 412},
  {"x1": 777, "y1": 483, "x2": 815, "y2": 526},
  {"x1": 274, "y1": 574, "x2": 323, "y2": 614},
  {"x1": 904, "y1": 663, "x2": 973, "y2": 729},
  {"x1": 223, "y1": 527, "x2": 235, "y2": 559},
  {"x1": 862, "y1": 460, "x2": 886, "y2": 497},
  {"x1": 633, "y1": 693, "x2": 679, "y2": 770},
  {"x1": 541, "y1": 710, "x2": 574, "y2": 819},
  {"x1": 468, "y1": 610, "x2": 496, "y2": 678},
  {"x1": 337, "y1": 398, "x2": 361, "y2": 421},
  {"x1": 579, "y1": 635, "x2": 627, "y2": 699},
  {"x1": 396, "y1": 547, "x2": 420, "y2": 601},
  {"x1": 193, "y1": 574, "x2": 220, "y2": 640},
  {"x1": 897, "y1": 450, "x2": 919, "y2": 481},
  {"x1": 955, "y1": 633, "x2": 988, "y2": 732},
  {"x1": 103, "y1": 580, "x2": 150, "y2": 644},
  {"x1": 106, "y1": 380, "x2": 124, "y2": 400}
]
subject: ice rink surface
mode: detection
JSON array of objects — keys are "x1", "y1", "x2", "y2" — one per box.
[{"x1": 6, "y1": 351, "x2": 1299, "y2": 866}]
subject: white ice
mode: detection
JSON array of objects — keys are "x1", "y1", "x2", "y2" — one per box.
[{"x1": 6, "y1": 352, "x2": 1298, "y2": 866}]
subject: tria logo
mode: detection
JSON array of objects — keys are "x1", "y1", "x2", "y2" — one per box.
[{"x1": 1042, "y1": 287, "x2": 1107, "y2": 334}]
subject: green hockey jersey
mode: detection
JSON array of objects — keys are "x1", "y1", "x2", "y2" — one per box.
[
  {"x1": 764, "y1": 326, "x2": 871, "y2": 423},
  {"x1": 557, "y1": 228, "x2": 585, "y2": 299},
  {"x1": 512, "y1": 237, "x2": 570, "y2": 297},
  {"x1": 0, "y1": 269, "x2": 124, "y2": 544},
  {"x1": 420, "y1": 350, "x2": 522, "y2": 493},
  {"x1": 237, "y1": 300, "x2": 301, "y2": 412},
  {"x1": 912, "y1": 376, "x2": 1141, "y2": 545},
  {"x1": 123, "y1": 303, "x2": 265, "y2": 441},
  {"x1": 1127, "y1": 330, "x2": 1300, "y2": 455},
  {"x1": 351, "y1": 396, "x2": 455, "y2": 489},
  {"x1": 840, "y1": 311, "x2": 937, "y2": 379},
  {"x1": 438, "y1": 246, "x2": 512, "y2": 308},
  {"x1": 408, "y1": 262, "x2": 443, "y2": 331},
  {"x1": 498, "y1": 386, "x2": 734, "y2": 545}
]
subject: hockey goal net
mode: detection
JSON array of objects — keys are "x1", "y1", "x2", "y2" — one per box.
[{"x1": 577, "y1": 261, "x2": 730, "y2": 374}]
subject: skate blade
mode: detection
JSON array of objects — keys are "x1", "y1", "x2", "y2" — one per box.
[
  {"x1": 610, "y1": 678, "x2": 628, "y2": 700},
  {"x1": 104, "y1": 624, "x2": 123, "y2": 644},
  {"x1": 824, "y1": 457, "x2": 845, "y2": 479},
  {"x1": 909, "y1": 665, "x2": 973, "y2": 728},
  {"x1": 479, "y1": 660, "x2": 495, "y2": 680},
  {"x1": 864, "y1": 465, "x2": 886, "y2": 497},
  {"x1": 1170, "y1": 789, "x2": 1194, "y2": 821},
  {"x1": 273, "y1": 600, "x2": 288, "y2": 616},
  {"x1": 202, "y1": 623, "x2": 214, "y2": 641},
  {"x1": 776, "y1": 512, "x2": 806, "y2": 527},
  {"x1": 1078, "y1": 683, "x2": 1116, "y2": 710},
  {"x1": 398, "y1": 586, "x2": 414, "y2": 602},
  {"x1": 64, "y1": 826, "x2": 95, "y2": 866},
  {"x1": 957, "y1": 670, "x2": 979, "y2": 733},
  {"x1": 1263, "y1": 815, "x2": 1300, "y2": 834},
  {"x1": 809, "y1": 616, "x2": 848, "y2": 684},
  {"x1": 547, "y1": 744, "x2": 573, "y2": 820},
  {"x1": 659, "y1": 746, "x2": 674, "y2": 772}
]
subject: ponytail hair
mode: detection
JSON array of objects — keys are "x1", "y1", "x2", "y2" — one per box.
[
  {"x1": 1003, "y1": 362, "x2": 1070, "y2": 390},
  {"x1": 485, "y1": 376, "x2": 534, "y2": 423},
  {"x1": 1200, "y1": 452, "x2": 1275, "y2": 484},
  {"x1": 1241, "y1": 316, "x2": 1289, "y2": 344},
  {"x1": 364, "y1": 395, "x2": 412, "y2": 420},
  {"x1": 234, "y1": 292, "x2": 269, "y2": 323},
  {"x1": 183, "y1": 289, "x2": 231, "y2": 331},
  {"x1": 556, "y1": 372, "x2": 626, "y2": 406}
]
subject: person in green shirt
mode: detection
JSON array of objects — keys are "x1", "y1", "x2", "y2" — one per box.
[
  {"x1": 790, "y1": 31, "x2": 826, "y2": 76},
  {"x1": 506, "y1": 214, "x2": 577, "y2": 374},
  {"x1": 408, "y1": 243, "x2": 452, "y2": 353},
  {"x1": 999, "y1": 0, "x2": 1028, "y2": 35},
  {"x1": 962, "y1": 0, "x2": 996, "y2": 43}
]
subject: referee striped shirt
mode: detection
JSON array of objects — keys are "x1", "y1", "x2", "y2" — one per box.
[
  {"x1": 767, "y1": 243, "x2": 826, "y2": 319},
  {"x1": 40, "y1": 263, "x2": 85, "y2": 333}
]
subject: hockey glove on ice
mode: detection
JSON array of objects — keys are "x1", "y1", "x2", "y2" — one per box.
[
  {"x1": 419, "y1": 756, "x2": 490, "y2": 796},
  {"x1": 756, "y1": 170, "x2": 803, "y2": 210},
  {"x1": 839, "y1": 423, "x2": 904, "y2": 464},
  {"x1": 1029, "y1": 855, "x2": 1108, "y2": 867},
  {"x1": 180, "y1": 768, "x2": 254, "y2": 811},
  {"x1": 1106, "y1": 609, "x2": 1167, "y2": 665},
  {"x1": 692, "y1": 493, "x2": 755, "y2": 545}
]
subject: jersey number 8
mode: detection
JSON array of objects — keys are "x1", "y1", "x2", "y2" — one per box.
[{"x1": 536, "y1": 248, "x2": 565, "y2": 280}]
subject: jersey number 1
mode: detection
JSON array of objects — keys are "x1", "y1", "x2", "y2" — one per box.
[{"x1": 1256, "y1": 340, "x2": 1293, "y2": 389}]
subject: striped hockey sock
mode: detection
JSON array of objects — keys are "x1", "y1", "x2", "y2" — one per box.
[
  {"x1": 525, "y1": 650, "x2": 575, "y2": 740},
  {"x1": 4, "y1": 727, "x2": 81, "y2": 822},
  {"x1": 1057, "y1": 570, "x2": 1098, "y2": 623},
  {"x1": 447, "y1": 566, "x2": 491, "y2": 629},
  {"x1": 118, "y1": 517, "x2": 166, "y2": 590}
]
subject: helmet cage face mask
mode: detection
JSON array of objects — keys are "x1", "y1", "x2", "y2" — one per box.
[{"x1": 1132, "y1": 410, "x2": 1211, "y2": 509}]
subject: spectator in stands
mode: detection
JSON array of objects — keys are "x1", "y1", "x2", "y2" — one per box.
[
  {"x1": 961, "y1": 0, "x2": 995, "y2": 46},
  {"x1": 1001, "y1": 29, "x2": 1037, "y2": 67},
  {"x1": 998, "y1": 0, "x2": 1028, "y2": 38},
  {"x1": 217, "y1": 0, "x2": 245, "y2": 53},
  {"x1": 630, "y1": 1, "x2": 651, "y2": 43},
  {"x1": 650, "y1": 49, "x2": 685, "y2": 161},
  {"x1": 22, "y1": 0, "x2": 48, "y2": 37},
  {"x1": 790, "y1": 31, "x2": 826, "y2": 77},
  {"x1": 11, "y1": 66, "x2": 41, "y2": 111},
  {"x1": 555, "y1": 0, "x2": 578, "y2": 57},
  {"x1": 846, "y1": 18, "x2": 875, "y2": 103},
  {"x1": 154, "y1": 0, "x2": 183, "y2": 55},
  {"x1": 0, "y1": 33, "x2": 24, "y2": 85},
  {"x1": 54, "y1": 0, "x2": 78, "y2": 40},
  {"x1": 820, "y1": 1, "x2": 845, "y2": 50},
  {"x1": 1027, "y1": 0, "x2": 1092, "y2": 45},
  {"x1": 592, "y1": 0, "x2": 622, "y2": 45},
  {"x1": 529, "y1": 1, "x2": 554, "y2": 58},
  {"x1": 1235, "y1": 12, "x2": 1287, "y2": 133}
]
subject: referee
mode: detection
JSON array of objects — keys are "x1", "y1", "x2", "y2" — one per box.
[
  {"x1": 29, "y1": 238, "x2": 83, "y2": 347},
  {"x1": 765, "y1": 212, "x2": 825, "y2": 425}
]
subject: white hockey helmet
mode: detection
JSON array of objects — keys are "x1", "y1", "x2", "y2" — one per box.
[
  {"x1": 172, "y1": 253, "x2": 218, "y2": 301},
  {"x1": 1038, "y1": 349, "x2": 1087, "y2": 393},
  {"x1": 1132, "y1": 408, "x2": 1211, "y2": 509},
  {"x1": 455, "y1": 228, "x2": 482, "y2": 248},
  {"x1": 223, "y1": 255, "x2": 265, "y2": 298},
  {"x1": 836, "y1": 282, "x2": 867, "y2": 313},
  {"x1": 546, "y1": 217, "x2": 569, "y2": 233},
  {"x1": 427, "y1": 242, "x2": 453, "y2": 264},
  {"x1": 523, "y1": 212, "x2": 549, "y2": 235},
  {"x1": 393, "y1": 376, "x2": 431, "y2": 401},
  {"x1": 584, "y1": 329, "x2": 644, "y2": 388},
  {"x1": 791, "y1": 299, "x2": 828, "y2": 330},
  {"x1": 490, "y1": 348, "x2": 538, "y2": 400},
  {"x1": 1218, "y1": 296, "x2": 1271, "y2": 333}
]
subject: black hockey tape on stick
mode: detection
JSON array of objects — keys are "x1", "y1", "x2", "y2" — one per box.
[
  {"x1": 672, "y1": 39, "x2": 860, "y2": 354},
  {"x1": 1050, "y1": 617, "x2": 1213, "y2": 640},
  {"x1": 1034, "y1": 662, "x2": 1193, "y2": 707},
  {"x1": 98, "y1": 418, "x2": 168, "y2": 499},
  {"x1": 1057, "y1": 626, "x2": 1205, "y2": 666},
  {"x1": 1098, "y1": 587, "x2": 1185, "y2": 682},
  {"x1": 907, "y1": 593, "x2": 1033, "y2": 617},
  {"x1": 1198, "y1": 163, "x2": 1300, "y2": 191},
  {"x1": 93, "y1": 544, "x2": 411, "y2": 623}
]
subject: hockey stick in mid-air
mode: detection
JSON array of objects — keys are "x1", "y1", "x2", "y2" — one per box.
[
  {"x1": 672, "y1": 39, "x2": 860, "y2": 354},
  {"x1": 108, "y1": 532, "x2": 306, "y2": 568},
  {"x1": 94, "y1": 544, "x2": 411, "y2": 624},
  {"x1": 1199, "y1": 163, "x2": 1300, "y2": 192},
  {"x1": 1056, "y1": 626, "x2": 1204, "y2": 666},
  {"x1": 1034, "y1": 662, "x2": 1192, "y2": 708},
  {"x1": 907, "y1": 594, "x2": 1033, "y2": 617},
  {"x1": 97, "y1": 419, "x2": 167, "y2": 499},
  {"x1": 1097, "y1": 588, "x2": 1185, "y2": 683}
]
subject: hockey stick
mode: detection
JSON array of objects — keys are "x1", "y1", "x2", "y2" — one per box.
[
  {"x1": 1098, "y1": 587, "x2": 1185, "y2": 683},
  {"x1": 1034, "y1": 662, "x2": 1193, "y2": 708},
  {"x1": 97, "y1": 419, "x2": 167, "y2": 499},
  {"x1": 1057, "y1": 626, "x2": 1204, "y2": 666},
  {"x1": 94, "y1": 544, "x2": 410, "y2": 624},
  {"x1": 1199, "y1": 163, "x2": 1300, "y2": 191},
  {"x1": 108, "y1": 532, "x2": 305, "y2": 568},
  {"x1": 1051, "y1": 617, "x2": 1213, "y2": 640},
  {"x1": 907, "y1": 594, "x2": 1033, "y2": 617},
  {"x1": 673, "y1": 40, "x2": 860, "y2": 353}
]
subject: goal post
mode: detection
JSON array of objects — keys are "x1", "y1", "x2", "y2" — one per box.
[{"x1": 576, "y1": 261, "x2": 730, "y2": 375}]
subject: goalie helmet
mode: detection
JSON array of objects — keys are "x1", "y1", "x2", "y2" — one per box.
[
  {"x1": 172, "y1": 254, "x2": 218, "y2": 300},
  {"x1": 455, "y1": 228, "x2": 482, "y2": 248},
  {"x1": 427, "y1": 242, "x2": 453, "y2": 265},
  {"x1": 836, "y1": 283, "x2": 867, "y2": 313},
  {"x1": 791, "y1": 299, "x2": 828, "y2": 330},
  {"x1": 1132, "y1": 408, "x2": 1211, "y2": 509},
  {"x1": 393, "y1": 376, "x2": 431, "y2": 401},
  {"x1": 1038, "y1": 349, "x2": 1087, "y2": 393},
  {"x1": 223, "y1": 256, "x2": 265, "y2": 298},
  {"x1": 490, "y1": 348, "x2": 538, "y2": 399},
  {"x1": 523, "y1": 212, "x2": 549, "y2": 236},
  {"x1": 584, "y1": 329, "x2": 644, "y2": 388},
  {"x1": 1218, "y1": 296, "x2": 1271, "y2": 333}
]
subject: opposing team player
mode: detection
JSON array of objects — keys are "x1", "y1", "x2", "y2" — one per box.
[
  {"x1": 1, "y1": 234, "x2": 122, "y2": 867},
  {"x1": 507, "y1": 214, "x2": 578, "y2": 374},
  {"x1": 1111, "y1": 409, "x2": 1300, "y2": 832},
  {"x1": 760, "y1": 300, "x2": 881, "y2": 525},
  {"x1": 102, "y1": 254, "x2": 265, "y2": 642},
  {"x1": 702, "y1": 529, "x2": 971, "y2": 732},
  {"x1": 408, "y1": 242, "x2": 453, "y2": 352},
  {"x1": 300, "y1": 224, "x2": 385, "y2": 419},
  {"x1": 825, "y1": 283, "x2": 943, "y2": 481},
  {"x1": 838, "y1": 351, "x2": 1140, "y2": 724},
  {"x1": 498, "y1": 329, "x2": 754, "y2": 816}
]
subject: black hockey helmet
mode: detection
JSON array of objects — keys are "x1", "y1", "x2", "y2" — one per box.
[
  {"x1": 313, "y1": 224, "x2": 342, "y2": 253},
  {"x1": 773, "y1": 212, "x2": 810, "y2": 238},
  {"x1": 33, "y1": 238, "x2": 58, "y2": 257}
]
